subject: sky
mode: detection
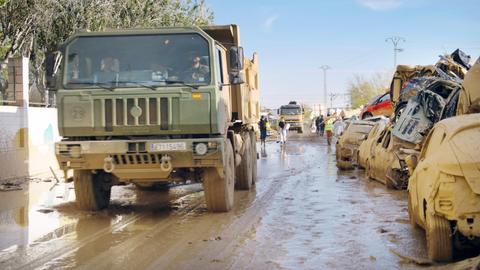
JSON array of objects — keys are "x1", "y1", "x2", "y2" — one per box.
[{"x1": 207, "y1": 0, "x2": 480, "y2": 109}]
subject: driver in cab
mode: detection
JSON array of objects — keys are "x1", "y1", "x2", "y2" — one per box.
[{"x1": 184, "y1": 55, "x2": 209, "y2": 83}]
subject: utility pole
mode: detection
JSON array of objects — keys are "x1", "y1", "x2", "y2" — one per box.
[
  {"x1": 319, "y1": 65, "x2": 330, "y2": 110},
  {"x1": 385, "y1": 36, "x2": 405, "y2": 68}
]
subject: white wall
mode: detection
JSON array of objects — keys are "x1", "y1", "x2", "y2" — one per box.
[{"x1": 0, "y1": 106, "x2": 60, "y2": 181}]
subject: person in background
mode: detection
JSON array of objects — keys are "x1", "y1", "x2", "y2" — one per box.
[
  {"x1": 333, "y1": 116, "x2": 346, "y2": 137},
  {"x1": 316, "y1": 115, "x2": 324, "y2": 136},
  {"x1": 258, "y1": 115, "x2": 268, "y2": 148},
  {"x1": 278, "y1": 117, "x2": 287, "y2": 144},
  {"x1": 324, "y1": 113, "x2": 336, "y2": 146}
]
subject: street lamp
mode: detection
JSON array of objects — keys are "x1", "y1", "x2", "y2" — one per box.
[
  {"x1": 319, "y1": 65, "x2": 330, "y2": 110},
  {"x1": 385, "y1": 36, "x2": 406, "y2": 68}
]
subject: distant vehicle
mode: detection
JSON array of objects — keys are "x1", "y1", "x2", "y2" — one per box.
[
  {"x1": 360, "y1": 92, "x2": 393, "y2": 119},
  {"x1": 335, "y1": 119, "x2": 376, "y2": 170},
  {"x1": 357, "y1": 117, "x2": 389, "y2": 169},
  {"x1": 278, "y1": 101, "x2": 304, "y2": 133},
  {"x1": 408, "y1": 114, "x2": 480, "y2": 262}
]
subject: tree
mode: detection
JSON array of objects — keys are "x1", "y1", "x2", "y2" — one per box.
[
  {"x1": 347, "y1": 72, "x2": 390, "y2": 109},
  {"x1": 0, "y1": 0, "x2": 214, "y2": 102}
]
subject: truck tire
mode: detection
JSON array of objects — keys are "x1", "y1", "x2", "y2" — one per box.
[
  {"x1": 426, "y1": 213, "x2": 453, "y2": 262},
  {"x1": 74, "y1": 170, "x2": 111, "y2": 211},
  {"x1": 235, "y1": 135, "x2": 253, "y2": 190},
  {"x1": 249, "y1": 130, "x2": 257, "y2": 184},
  {"x1": 203, "y1": 142, "x2": 235, "y2": 212}
]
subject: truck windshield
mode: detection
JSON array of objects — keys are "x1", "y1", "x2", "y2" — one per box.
[
  {"x1": 280, "y1": 108, "x2": 301, "y2": 115},
  {"x1": 64, "y1": 33, "x2": 211, "y2": 89}
]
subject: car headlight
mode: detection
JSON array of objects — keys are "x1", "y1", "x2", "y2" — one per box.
[{"x1": 194, "y1": 142, "x2": 208, "y2": 155}]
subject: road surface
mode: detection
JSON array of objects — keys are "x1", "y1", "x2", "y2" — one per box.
[{"x1": 0, "y1": 134, "x2": 478, "y2": 269}]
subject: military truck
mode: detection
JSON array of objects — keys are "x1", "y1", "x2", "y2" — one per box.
[
  {"x1": 47, "y1": 25, "x2": 260, "y2": 212},
  {"x1": 278, "y1": 101, "x2": 304, "y2": 133}
]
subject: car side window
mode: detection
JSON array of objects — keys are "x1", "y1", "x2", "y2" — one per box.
[
  {"x1": 378, "y1": 93, "x2": 390, "y2": 103},
  {"x1": 377, "y1": 129, "x2": 387, "y2": 144}
]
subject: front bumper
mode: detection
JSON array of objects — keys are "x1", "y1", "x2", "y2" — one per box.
[{"x1": 55, "y1": 138, "x2": 224, "y2": 181}]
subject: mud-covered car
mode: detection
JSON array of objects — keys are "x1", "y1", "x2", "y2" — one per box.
[
  {"x1": 366, "y1": 125, "x2": 412, "y2": 189},
  {"x1": 335, "y1": 120, "x2": 376, "y2": 170},
  {"x1": 408, "y1": 114, "x2": 480, "y2": 262},
  {"x1": 357, "y1": 117, "x2": 389, "y2": 169}
]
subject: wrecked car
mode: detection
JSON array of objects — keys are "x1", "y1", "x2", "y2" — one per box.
[
  {"x1": 366, "y1": 125, "x2": 412, "y2": 189},
  {"x1": 359, "y1": 92, "x2": 393, "y2": 119},
  {"x1": 407, "y1": 113, "x2": 480, "y2": 262},
  {"x1": 357, "y1": 117, "x2": 389, "y2": 169},
  {"x1": 335, "y1": 119, "x2": 377, "y2": 170}
]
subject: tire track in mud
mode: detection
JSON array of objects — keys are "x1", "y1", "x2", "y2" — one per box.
[{"x1": 0, "y1": 188, "x2": 204, "y2": 270}]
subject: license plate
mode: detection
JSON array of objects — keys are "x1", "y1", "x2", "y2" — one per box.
[{"x1": 150, "y1": 142, "x2": 187, "y2": 152}]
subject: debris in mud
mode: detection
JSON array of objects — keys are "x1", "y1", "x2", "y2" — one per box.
[
  {"x1": 389, "y1": 249, "x2": 433, "y2": 266},
  {"x1": 350, "y1": 176, "x2": 357, "y2": 179},
  {"x1": 0, "y1": 182, "x2": 23, "y2": 191},
  {"x1": 370, "y1": 256, "x2": 377, "y2": 261},
  {"x1": 284, "y1": 197, "x2": 294, "y2": 201},
  {"x1": 215, "y1": 236, "x2": 222, "y2": 241},
  {"x1": 378, "y1": 228, "x2": 389, "y2": 234},
  {"x1": 37, "y1": 208, "x2": 54, "y2": 214},
  {"x1": 311, "y1": 189, "x2": 319, "y2": 192}
]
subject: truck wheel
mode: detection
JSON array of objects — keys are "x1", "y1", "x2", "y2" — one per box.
[
  {"x1": 203, "y1": 142, "x2": 235, "y2": 212},
  {"x1": 249, "y1": 131, "x2": 257, "y2": 184},
  {"x1": 74, "y1": 170, "x2": 111, "y2": 211},
  {"x1": 426, "y1": 213, "x2": 453, "y2": 262},
  {"x1": 235, "y1": 135, "x2": 253, "y2": 190}
]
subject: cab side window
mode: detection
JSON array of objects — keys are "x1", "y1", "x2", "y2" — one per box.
[{"x1": 215, "y1": 47, "x2": 224, "y2": 85}]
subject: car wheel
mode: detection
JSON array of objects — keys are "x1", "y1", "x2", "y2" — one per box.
[{"x1": 426, "y1": 213, "x2": 453, "y2": 262}]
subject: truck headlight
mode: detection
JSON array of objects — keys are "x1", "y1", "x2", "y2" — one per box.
[{"x1": 194, "y1": 143, "x2": 208, "y2": 155}]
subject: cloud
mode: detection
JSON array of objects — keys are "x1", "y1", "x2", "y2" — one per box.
[
  {"x1": 263, "y1": 14, "x2": 279, "y2": 32},
  {"x1": 357, "y1": 0, "x2": 404, "y2": 11}
]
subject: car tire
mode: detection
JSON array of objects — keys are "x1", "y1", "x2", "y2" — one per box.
[
  {"x1": 203, "y1": 142, "x2": 235, "y2": 212},
  {"x1": 426, "y1": 213, "x2": 453, "y2": 262},
  {"x1": 74, "y1": 170, "x2": 111, "y2": 211}
]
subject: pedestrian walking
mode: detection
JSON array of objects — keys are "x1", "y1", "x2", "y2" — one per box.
[
  {"x1": 258, "y1": 115, "x2": 268, "y2": 148},
  {"x1": 278, "y1": 117, "x2": 288, "y2": 144},
  {"x1": 333, "y1": 116, "x2": 346, "y2": 137},
  {"x1": 316, "y1": 115, "x2": 324, "y2": 136},
  {"x1": 324, "y1": 113, "x2": 335, "y2": 146}
]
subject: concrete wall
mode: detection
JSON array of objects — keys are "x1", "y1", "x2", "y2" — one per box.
[
  {"x1": 0, "y1": 106, "x2": 29, "y2": 180},
  {"x1": 27, "y1": 107, "x2": 60, "y2": 176},
  {"x1": 0, "y1": 57, "x2": 60, "y2": 181},
  {"x1": 0, "y1": 106, "x2": 60, "y2": 181}
]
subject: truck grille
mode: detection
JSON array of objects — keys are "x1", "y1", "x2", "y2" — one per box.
[
  {"x1": 94, "y1": 97, "x2": 176, "y2": 130},
  {"x1": 112, "y1": 154, "x2": 163, "y2": 165}
]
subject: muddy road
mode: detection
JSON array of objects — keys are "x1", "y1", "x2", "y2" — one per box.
[{"x1": 1, "y1": 134, "x2": 478, "y2": 269}]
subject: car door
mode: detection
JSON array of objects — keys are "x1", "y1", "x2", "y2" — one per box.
[
  {"x1": 375, "y1": 129, "x2": 392, "y2": 183},
  {"x1": 376, "y1": 93, "x2": 391, "y2": 116},
  {"x1": 370, "y1": 128, "x2": 388, "y2": 180}
]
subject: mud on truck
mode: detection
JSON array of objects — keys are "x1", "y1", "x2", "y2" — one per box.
[{"x1": 47, "y1": 25, "x2": 260, "y2": 212}]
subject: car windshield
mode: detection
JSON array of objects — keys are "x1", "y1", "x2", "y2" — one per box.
[
  {"x1": 350, "y1": 123, "x2": 374, "y2": 134},
  {"x1": 280, "y1": 108, "x2": 301, "y2": 115},
  {"x1": 63, "y1": 33, "x2": 211, "y2": 89}
]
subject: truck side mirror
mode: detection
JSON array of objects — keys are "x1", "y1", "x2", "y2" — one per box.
[
  {"x1": 229, "y1": 46, "x2": 244, "y2": 70},
  {"x1": 45, "y1": 52, "x2": 58, "y2": 90}
]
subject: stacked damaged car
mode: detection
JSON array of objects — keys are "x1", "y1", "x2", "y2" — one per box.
[{"x1": 335, "y1": 49, "x2": 480, "y2": 261}]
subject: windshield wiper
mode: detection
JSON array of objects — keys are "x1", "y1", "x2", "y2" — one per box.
[
  {"x1": 67, "y1": 82, "x2": 115, "y2": 91},
  {"x1": 153, "y1": 80, "x2": 200, "y2": 90},
  {"x1": 112, "y1": 81, "x2": 158, "y2": 91}
]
